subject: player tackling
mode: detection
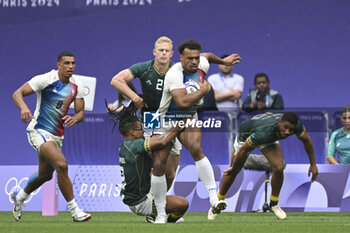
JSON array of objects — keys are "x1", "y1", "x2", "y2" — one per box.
[{"x1": 107, "y1": 102, "x2": 189, "y2": 223}]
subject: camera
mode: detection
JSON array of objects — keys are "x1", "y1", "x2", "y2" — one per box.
[{"x1": 256, "y1": 90, "x2": 267, "y2": 102}]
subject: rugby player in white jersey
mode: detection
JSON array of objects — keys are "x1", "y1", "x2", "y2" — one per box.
[
  {"x1": 151, "y1": 39, "x2": 242, "y2": 223},
  {"x1": 12, "y1": 51, "x2": 91, "y2": 222}
]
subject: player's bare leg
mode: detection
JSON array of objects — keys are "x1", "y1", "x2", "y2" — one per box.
[
  {"x1": 179, "y1": 126, "x2": 226, "y2": 220},
  {"x1": 218, "y1": 150, "x2": 249, "y2": 197},
  {"x1": 165, "y1": 195, "x2": 189, "y2": 223},
  {"x1": 12, "y1": 148, "x2": 56, "y2": 221},
  {"x1": 25, "y1": 153, "x2": 55, "y2": 194},
  {"x1": 40, "y1": 142, "x2": 74, "y2": 201},
  {"x1": 39, "y1": 141, "x2": 91, "y2": 222},
  {"x1": 261, "y1": 144, "x2": 287, "y2": 220}
]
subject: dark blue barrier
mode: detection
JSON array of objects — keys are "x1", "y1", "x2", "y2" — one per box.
[
  {"x1": 62, "y1": 114, "x2": 122, "y2": 165},
  {"x1": 237, "y1": 111, "x2": 328, "y2": 164}
]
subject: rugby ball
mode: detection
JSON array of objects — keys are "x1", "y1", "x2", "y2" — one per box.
[{"x1": 184, "y1": 80, "x2": 204, "y2": 107}]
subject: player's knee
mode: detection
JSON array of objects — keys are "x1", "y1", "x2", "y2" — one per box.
[
  {"x1": 55, "y1": 159, "x2": 68, "y2": 173},
  {"x1": 178, "y1": 197, "x2": 189, "y2": 213},
  {"x1": 189, "y1": 143, "x2": 203, "y2": 158},
  {"x1": 272, "y1": 165, "x2": 284, "y2": 177}
]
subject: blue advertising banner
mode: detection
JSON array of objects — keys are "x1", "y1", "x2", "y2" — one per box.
[{"x1": 2, "y1": 164, "x2": 350, "y2": 212}]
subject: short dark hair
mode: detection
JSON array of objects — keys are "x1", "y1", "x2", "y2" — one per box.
[
  {"x1": 341, "y1": 105, "x2": 350, "y2": 115},
  {"x1": 178, "y1": 39, "x2": 202, "y2": 54},
  {"x1": 254, "y1": 73, "x2": 269, "y2": 84},
  {"x1": 57, "y1": 51, "x2": 75, "y2": 61},
  {"x1": 281, "y1": 112, "x2": 298, "y2": 125}
]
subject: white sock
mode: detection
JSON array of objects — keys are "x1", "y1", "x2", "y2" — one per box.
[
  {"x1": 195, "y1": 156, "x2": 218, "y2": 206},
  {"x1": 151, "y1": 174, "x2": 167, "y2": 216},
  {"x1": 17, "y1": 189, "x2": 29, "y2": 202},
  {"x1": 67, "y1": 199, "x2": 79, "y2": 213}
]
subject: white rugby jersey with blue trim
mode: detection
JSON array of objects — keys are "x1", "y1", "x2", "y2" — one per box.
[
  {"x1": 27, "y1": 70, "x2": 84, "y2": 136},
  {"x1": 158, "y1": 56, "x2": 209, "y2": 119}
]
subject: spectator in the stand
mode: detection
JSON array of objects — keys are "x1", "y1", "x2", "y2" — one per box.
[
  {"x1": 327, "y1": 105, "x2": 350, "y2": 164},
  {"x1": 107, "y1": 82, "x2": 137, "y2": 112},
  {"x1": 242, "y1": 73, "x2": 284, "y2": 112},
  {"x1": 208, "y1": 54, "x2": 244, "y2": 117}
]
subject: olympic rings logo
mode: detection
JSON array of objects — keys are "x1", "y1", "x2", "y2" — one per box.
[{"x1": 5, "y1": 177, "x2": 41, "y2": 204}]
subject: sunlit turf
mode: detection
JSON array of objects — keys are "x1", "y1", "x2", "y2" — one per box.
[{"x1": 1, "y1": 211, "x2": 350, "y2": 233}]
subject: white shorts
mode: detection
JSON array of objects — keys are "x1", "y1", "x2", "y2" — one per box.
[
  {"x1": 144, "y1": 128, "x2": 182, "y2": 156},
  {"x1": 26, "y1": 128, "x2": 63, "y2": 153},
  {"x1": 233, "y1": 136, "x2": 279, "y2": 153},
  {"x1": 128, "y1": 193, "x2": 154, "y2": 216}
]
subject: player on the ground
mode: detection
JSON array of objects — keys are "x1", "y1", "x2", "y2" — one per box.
[
  {"x1": 218, "y1": 112, "x2": 318, "y2": 220},
  {"x1": 151, "y1": 39, "x2": 242, "y2": 223},
  {"x1": 107, "y1": 102, "x2": 189, "y2": 223},
  {"x1": 111, "y1": 36, "x2": 181, "y2": 190},
  {"x1": 11, "y1": 51, "x2": 91, "y2": 222}
]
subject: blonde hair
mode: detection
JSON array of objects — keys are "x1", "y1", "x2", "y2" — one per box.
[{"x1": 154, "y1": 36, "x2": 173, "y2": 49}]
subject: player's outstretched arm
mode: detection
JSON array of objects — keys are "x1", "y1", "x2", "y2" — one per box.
[
  {"x1": 200, "y1": 53, "x2": 242, "y2": 66},
  {"x1": 149, "y1": 118, "x2": 188, "y2": 150},
  {"x1": 298, "y1": 129, "x2": 318, "y2": 182},
  {"x1": 224, "y1": 141, "x2": 254, "y2": 176},
  {"x1": 12, "y1": 82, "x2": 35, "y2": 124},
  {"x1": 110, "y1": 69, "x2": 143, "y2": 108}
]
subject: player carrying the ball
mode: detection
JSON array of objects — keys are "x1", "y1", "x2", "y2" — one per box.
[{"x1": 151, "y1": 39, "x2": 242, "y2": 223}]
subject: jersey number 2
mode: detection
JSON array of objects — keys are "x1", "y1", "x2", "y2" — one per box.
[{"x1": 156, "y1": 79, "x2": 163, "y2": 91}]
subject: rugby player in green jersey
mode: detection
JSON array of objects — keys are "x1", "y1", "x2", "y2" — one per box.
[
  {"x1": 107, "y1": 102, "x2": 189, "y2": 224},
  {"x1": 217, "y1": 112, "x2": 319, "y2": 220},
  {"x1": 110, "y1": 36, "x2": 180, "y2": 190}
]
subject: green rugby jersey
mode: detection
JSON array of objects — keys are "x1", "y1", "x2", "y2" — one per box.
[
  {"x1": 327, "y1": 128, "x2": 350, "y2": 164},
  {"x1": 129, "y1": 60, "x2": 174, "y2": 111},
  {"x1": 119, "y1": 138, "x2": 152, "y2": 206},
  {"x1": 238, "y1": 112, "x2": 305, "y2": 148}
]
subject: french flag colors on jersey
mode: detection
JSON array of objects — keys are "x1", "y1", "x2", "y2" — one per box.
[
  {"x1": 27, "y1": 70, "x2": 84, "y2": 136},
  {"x1": 182, "y1": 67, "x2": 207, "y2": 83},
  {"x1": 158, "y1": 56, "x2": 210, "y2": 117}
]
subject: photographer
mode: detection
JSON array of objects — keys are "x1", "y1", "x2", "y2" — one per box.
[{"x1": 242, "y1": 73, "x2": 284, "y2": 112}]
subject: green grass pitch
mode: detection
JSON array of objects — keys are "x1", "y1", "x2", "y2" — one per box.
[{"x1": 1, "y1": 211, "x2": 350, "y2": 233}]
